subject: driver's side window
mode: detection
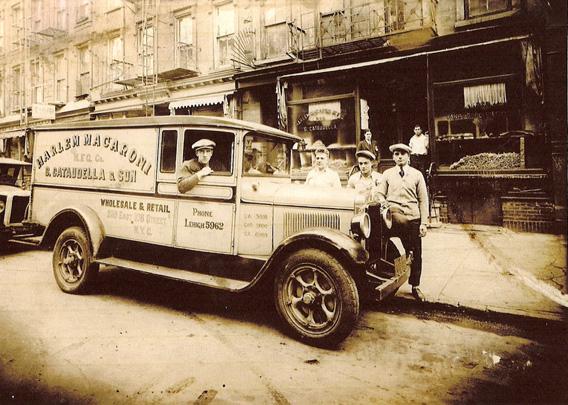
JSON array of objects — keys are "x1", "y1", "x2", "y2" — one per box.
[{"x1": 182, "y1": 129, "x2": 234, "y2": 175}]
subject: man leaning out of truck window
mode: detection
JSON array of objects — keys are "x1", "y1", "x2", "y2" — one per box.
[{"x1": 177, "y1": 139, "x2": 216, "y2": 193}]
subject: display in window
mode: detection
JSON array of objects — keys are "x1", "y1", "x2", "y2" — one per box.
[{"x1": 449, "y1": 152, "x2": 521, "y2": 170}]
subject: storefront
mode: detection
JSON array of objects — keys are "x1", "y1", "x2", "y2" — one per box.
[
  {"x1": 428, "y1": 36, "x2": 551, "y2": 229},
  {"x1": 278, "y1": 55, "x2": 427, "y2": 181}
]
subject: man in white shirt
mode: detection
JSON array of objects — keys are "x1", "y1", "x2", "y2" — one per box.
[
  {"x1": 408, "y1": 124, "x2": 429, "y2": 181},
  {"x1": 305, "y1": 141, "x2": 341, "y2": 188},
  {"x1": 375, "y1": 143, "x2": 428, "y2": 302},
  {"x1": 347, "y1": 150, "x2": 381, "y2": 201}
]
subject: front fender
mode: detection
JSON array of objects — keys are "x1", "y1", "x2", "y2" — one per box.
[
  {"x1": 246, "y1": 228, "x2": 369, "y2": 291},
  {"x1": 43, "y1": 205, "x2": 105, "y2": 256}
]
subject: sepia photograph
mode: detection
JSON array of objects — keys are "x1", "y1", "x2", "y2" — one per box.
[{"x1": 0, "y1": 0, "x2": 566, "y2": 403}]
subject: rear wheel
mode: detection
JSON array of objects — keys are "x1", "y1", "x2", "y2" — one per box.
[
  {"x1": 52, "y1": 226, "x2": 99, "y2": 294},
  {"x1": 274, "y1": 249, "x2": 360, "y2": 347}
]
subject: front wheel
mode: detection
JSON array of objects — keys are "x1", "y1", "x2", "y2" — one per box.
[
  {"x1": 52, "y1": 226, "x2": 99, "y2": 294},
  {"x1": 274, "y1": 249, "x2": 360, "y2": 347}
]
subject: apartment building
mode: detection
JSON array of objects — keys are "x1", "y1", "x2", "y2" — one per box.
[{"x1": 0, "y1": 0, "x2": 565, "y2": 232}]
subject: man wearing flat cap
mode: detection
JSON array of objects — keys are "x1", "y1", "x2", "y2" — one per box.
[
  {"x1": 347, "y1": 150, "x2": 382, "y2": 201},
  {"x1": 177, "y1": 138, "x2": 216, "y2": 193},
  {"x1": 374, "y1": 143, "x2": 429, "y2": 302}
]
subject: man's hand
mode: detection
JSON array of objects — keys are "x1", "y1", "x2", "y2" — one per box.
[
  {"x1": 419, "y1": 224, "x2": 427, "y2": 237},
  {"x1": 197, "y1": 166, "x2": 213, "y2": 180}
]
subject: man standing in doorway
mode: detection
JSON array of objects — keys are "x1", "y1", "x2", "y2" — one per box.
[
  {"x1": 409, "y1": 124, "x2": 429, "y2": 181},
  {"x1": 375, "y1": 143, "x2": 429, "y2": 302}
]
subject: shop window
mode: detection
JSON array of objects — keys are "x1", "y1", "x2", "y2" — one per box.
[
  {"x1": 242, "y1": 133, "x2": 290, "y2": 177},
  {"x1": 465, "y1": 0, "x2": 512, "y2": 19},
  {"x1": 433, "y1": 79, "x2": 526, "y2": 168},
  {"x1": 182, "y1": 129, "x2": 234, "y2": 175}
]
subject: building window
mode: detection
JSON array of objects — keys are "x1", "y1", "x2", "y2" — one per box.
[
  {"x1": 215, "y1": 3, "x2": 235, "y2": 68},
  {"x1": 0, "y1": 70, "x2": 4, "y2": 116},
  {"x1": 31, "y1": 59, "x2": 43, "y2": 104},
  {"x1": 138, "y1": 25, "x2": 154, "y2": 76},
  {"x1": 11, "y1": 5, "x2": 23, "y2": 51},
  {"x1": 77, "y1": 0, "x2": 91, "y2": 23},
  {"x1": 263, "y1": 4, "x2": 288, "y2": 59},
  {"x1": 54, "y1": 52, "x2": 67, "y2": 102},
  {"x1": 176, "y1": 15, "x2": 194, "y2": 69},
  {"x1": 107, "y1": 0, "x2": 122, "y2": 12},
  {"x1": 32, "y1": 0, "x2": 42, "y2": 33},
  {"x1": 10, "y1": 66, "x2": 21, "y2": 111},
  {"x1": 465, "y1": 0, "x2": 512, "y2": 19},
  {"x1": 0, "y1": 11, "x2": 5, "y2": 54},
  {"x1": 56, "y1": 0, "x2": 67, "y2": 31},
  {"x1": 77, "y1": 45, "x2": 90, "y2": 96},
  {"x1": 108, "y1": 35, "x2": 124, "y2": 91}
]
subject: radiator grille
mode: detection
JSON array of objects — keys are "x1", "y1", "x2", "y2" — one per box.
[
  {"x1": 9, "y1": 196, "x2": 28, "y2": 224},
  {"x1": 283, "y1": 210, "x2": 341, "y2": 239}
]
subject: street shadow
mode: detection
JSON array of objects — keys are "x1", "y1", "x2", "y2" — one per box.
[{"x1": 95, "y1": 266, "x2": 278, "y2": 330}]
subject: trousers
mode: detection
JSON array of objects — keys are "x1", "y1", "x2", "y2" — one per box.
[{"x1": 399, "y1": 219, "x2": 422, "y2": 287}]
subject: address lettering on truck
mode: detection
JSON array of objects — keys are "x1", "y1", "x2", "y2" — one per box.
[{"x1": 33, "y1": 129, "x2": 157, "y2": 193}]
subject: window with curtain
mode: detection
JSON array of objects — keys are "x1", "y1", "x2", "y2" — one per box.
[
  {"x1": 77, "y1": 45, "x2": 90, "y2": 96},
  {"x1": 263, "y1": 4, "x2": 289, "y2": 59},
  {"x1": 138, "y1": 25, "x2": 154, "y2": 76},
  {"x1": 31, "y1": 59, "x2": 43, "y2": 104}
]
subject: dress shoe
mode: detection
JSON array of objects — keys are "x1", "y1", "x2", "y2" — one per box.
[{"x1": 412, "y1": 286, "x2": 425, "y2": 303}]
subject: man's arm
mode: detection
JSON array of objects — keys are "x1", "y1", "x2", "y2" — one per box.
[
  {"x1": 417, "y1": 172, "x2": 429, "y2": 225},
  {"x1": 177, "y1": 162, "x2": 212, "y2": 193},
  {"x1": 372, "y1": 173, "x2": 388, "y2": 205}
]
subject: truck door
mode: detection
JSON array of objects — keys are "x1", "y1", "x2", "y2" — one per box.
[{"x1": 159, "y1": 127, "x2": 237, "y2": 254}]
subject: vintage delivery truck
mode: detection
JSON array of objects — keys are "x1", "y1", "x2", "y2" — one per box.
[{"x1": 29, "y1": 116, "x2": 410, "y2": 346}]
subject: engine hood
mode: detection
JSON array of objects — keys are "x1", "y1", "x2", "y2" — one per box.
[{"x1": 240, "y1": 180, "x2": 357, "y2": 210}]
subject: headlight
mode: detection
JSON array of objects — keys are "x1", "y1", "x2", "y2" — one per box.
[
  {"x1": 381, "y1": 206, "x2": 392, "y2": 229},
  {"x1": 0, "y1": 200, "x2": 5, "y2": 214},
  {"x1": 350, "y1": 213, "x2": 371, "y2": 239}
]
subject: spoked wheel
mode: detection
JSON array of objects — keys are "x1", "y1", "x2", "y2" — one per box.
[
  {"x1": 274, "y1": 249, "x2": 359, "y2": 347},
  {"x1": 52, "y1": 227, "x2": 99, "y2": 294}
]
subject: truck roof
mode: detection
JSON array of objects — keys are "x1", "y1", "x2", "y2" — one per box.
[{"x1": 32, "y1": 116, "x2": 302, "y2": 142}]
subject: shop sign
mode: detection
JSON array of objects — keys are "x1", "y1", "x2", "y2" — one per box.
[
  {"x1": 297, "y1": 101, "x2": 343, "y2": 131},
  {"x1": 32, "y1": 104, "x2": 55, "y2": 120}
]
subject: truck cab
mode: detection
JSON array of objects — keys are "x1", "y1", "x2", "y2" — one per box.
[{"x1": 30, "y1": 116, "x2": 410, "y2": 346}]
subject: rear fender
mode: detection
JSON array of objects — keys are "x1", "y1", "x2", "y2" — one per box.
[{"x1": 41, "y1": 205, "x2": 105, "y2": 256}]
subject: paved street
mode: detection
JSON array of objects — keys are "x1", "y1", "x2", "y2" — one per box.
[{"x1": 1, "y1": 244, "x2": 567, "y2": 404}]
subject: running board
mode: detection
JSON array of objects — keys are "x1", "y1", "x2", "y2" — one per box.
[{"x1": 95, "y1": 256, "x2": 250, "y2": 292}]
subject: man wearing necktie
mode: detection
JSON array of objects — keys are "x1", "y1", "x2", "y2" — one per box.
[{"x1": 374, "y1": 143, "x2": 429, "y2": 302}]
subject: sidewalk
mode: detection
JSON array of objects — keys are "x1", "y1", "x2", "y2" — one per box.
[{"x1": 395, "y1": 224, "x2": 568, "y2": 323}]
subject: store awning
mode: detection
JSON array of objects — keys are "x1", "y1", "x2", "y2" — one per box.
[
  {"x1": 279, "y1": 35, "x2": 530, "y2": 81},
  {"x1": 0, "y1": 130, "x2": 26, "y2": 140},
  {"x1": 169, "y1": 94, "x2": 226, "y2": 110}
]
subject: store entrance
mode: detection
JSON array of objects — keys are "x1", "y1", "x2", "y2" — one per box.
[{"x1": 359, "y1": 57, "x2": 428, "y2": 168}]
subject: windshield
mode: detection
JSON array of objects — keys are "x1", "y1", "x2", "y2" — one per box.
[
  {"x1": 0, "y1": 165, "x2": 20, "y2": 186},
  {"x1": 243, "y1": 133, "x2": 291, "y2": 178}
]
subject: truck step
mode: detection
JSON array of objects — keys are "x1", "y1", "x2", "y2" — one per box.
[
  {"x1": 12, "y1": 235, "x2": 42, "y2": 245},
  {"x1": 95, "y1": 256, "x2": 251, "y2": 292}
]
